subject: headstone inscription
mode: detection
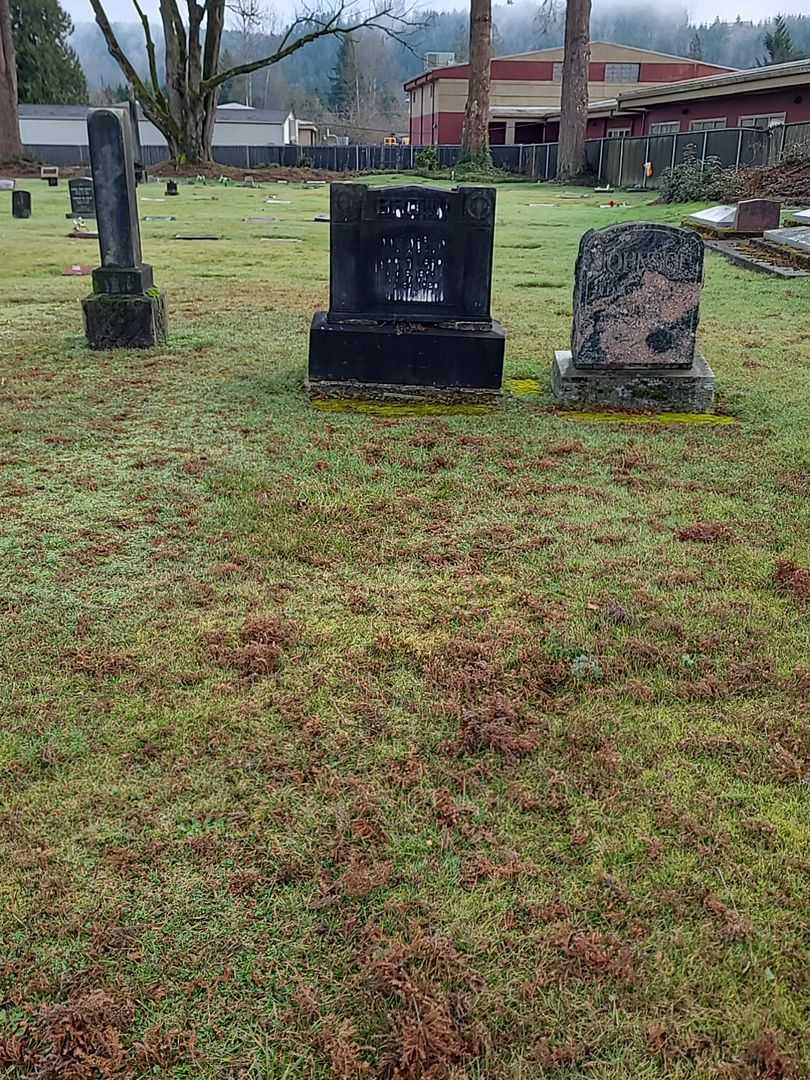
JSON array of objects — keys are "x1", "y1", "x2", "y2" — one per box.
[
  {"x1": 81, "y1": 108, "x2": 167, "y2": 349},
  {"x1": 552, "y1": 222, "x2": 715, "y2": 413},
  {"x1": 67, "y1": 177, "x2": 96, "y2": 218},
  {"x1": 308, "y1": 182, "x2": 506, "y2": 403},
  {"x1": 12, "y1": 190, "x2": 32, "y2": 219}
]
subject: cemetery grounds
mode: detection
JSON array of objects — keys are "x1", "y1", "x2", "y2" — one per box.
[{"x1": 0, "y1": 176, "x2": 808, "y2": 1078}]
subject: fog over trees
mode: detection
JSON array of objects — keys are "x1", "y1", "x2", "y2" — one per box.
[{"x1": 67, "y1": 4, "x2": 810, "y2": 136}]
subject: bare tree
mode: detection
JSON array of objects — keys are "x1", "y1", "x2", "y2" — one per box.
[
  {"x1": 225, "y1": 0, "x2": 272, "y2": 105},
  {"x1": 556, "y1": 0, "x2": 591, "y2": 181},
  {"x1": 461, "y1": 0, "x2": 491, "y2": 161},
  {"x1": 88, "y1": 0, "x2": 419, "y2": 164},
  {"x1": 0, "y1": 0, "x2": 22, "y2": 161}
]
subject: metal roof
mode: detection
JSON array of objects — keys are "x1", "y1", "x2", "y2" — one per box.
[
  {"x1": 615, "y1": 57, "x2": 810, "y2": 108},
  {"x1": 19, "y1": 104, "x2": 291, "y2": 124}
]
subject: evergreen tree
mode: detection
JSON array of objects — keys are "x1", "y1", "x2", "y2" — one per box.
[
  {"x1": 688, "y1": 32, "x2": 703, "y2": 60},
  {"x1": 328, "y1": 35, "x2": 360, "y2": 116},
  {"x1": 11, "y1": 0, "x2": 87, "y2": 103},
  {"x1": 759, "y1": 14, "x2": 802, "y2": 65}
]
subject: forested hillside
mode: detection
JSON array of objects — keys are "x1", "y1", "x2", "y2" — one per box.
[{"x1": 68, "y1": 4, "x2": 810, "y2": 138}]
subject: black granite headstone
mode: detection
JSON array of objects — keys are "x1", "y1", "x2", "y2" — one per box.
[
  {"x1": 12, "y1": 190, "x2": 31, "y2": 218},
  {"x1": 552, "y1": 223, "x2": 714, "y2": 412},
  {"x1": 82, "y1": 107, "x2": 167, "y2": 349},
  {"x1": 308, "y1": 182, "x2": 505, "y2": 402},
  {"x1": 166, "y1": 180, "x2": 178, "y2": 196},
  {"x1": 128, "y1": 96, "x2": 146, "y2": 184},
  {"x1": 68, "y1": 177, "x2": 96, "y2": 218}
]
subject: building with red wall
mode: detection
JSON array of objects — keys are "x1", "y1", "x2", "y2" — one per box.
[
  {"x1": 537, "y1": 58, "x2": 810, "y2": 142},
  {"x1": 405, "y1": 43, "x2": 731, "y2": 146}
]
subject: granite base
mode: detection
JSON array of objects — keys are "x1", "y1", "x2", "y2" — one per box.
[
  {"x1": 552, "y1": 350, "x2": 715, "y2": 413},
  {"x1": 82, "y1": 290, "x2": 168, "y2": 349},
  {"x1": 308, "y1": 311, "x2": 505, "y2": 403}
]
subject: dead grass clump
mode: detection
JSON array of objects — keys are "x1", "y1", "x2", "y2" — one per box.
[
  {"x1": 461, "y1": 853, "x2": 540, "y2": 888},
  {"x1": 703, "y1": 893, "x2": 754, "y2": 943},
  {"x1": 320, "y1": 1017, "x2": 371, "y2": 1078},
  {"x1": 734, "y1": 1030, "x2": 797, "y2": 1079},
  {"x1": 774, "y1": 559, "x2": 810, "y2": 601},
  {"x1": 64, "y1": 649, "x2": 136, "y2": 677},
  {"x1": 362, "y1": 926, "x2": 486, "y2": 1079},
  {"x1": 0, "y1": 990, "x2": 134, "y2": 1077},
  {"x1": 207, "y1": 614, "x2": 295, "y2": 677},
  {"x1": 676, "y1": 522, "x2": 735, "y2": 543},
  {"x1": 133, "y1": 1025, "x2": 197, "y2": 1071},
  {"x1": 552, "y1": 926, "x2": 637, "y2": 984},
  {"x1": 445, "y1": 694, "x2": 541, "y2": 759}
]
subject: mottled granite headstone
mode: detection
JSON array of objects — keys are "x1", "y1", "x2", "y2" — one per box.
[
  {"x1": 12, "y1": 190, "x2": 31, "y2": 218},
  {"x1": 572, "y1": 223, "x2": 704, "y2": 370},
  {"x1": 735, "y1": 199, "x2": 780, "y2": 233},
  {"x1": 68, "y1": 177, "x2": 96, "y2": 218},
  {"x1": 82, "y1": 108, "x2": 167, "y2": 348}
]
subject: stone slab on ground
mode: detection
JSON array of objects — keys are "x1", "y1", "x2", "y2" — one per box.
[
  {"x1": 308, "y1": 311, "x2": 505, "y2": 403},
  {"x1": 763, "y1": 227, "x2": 810, "y2": 254},
  {"x1": 705, "y1": 238, "x2": 810, "y2": 277},
  {"x1": 82, "y1": 291, "x2": 168, "y2": 349},
  {"x1": 686, "y1": 205, "x2": 737, "y2": 230},
  {"x1": 785, "y1": 207, "x2": 810, "y2": 225},
  {"x1": 552, "y1": 349, "x2": 715, "y2": 414}
]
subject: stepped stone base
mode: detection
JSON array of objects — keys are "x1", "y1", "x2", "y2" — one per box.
[{"x1": 552, "y1": 350, "x2": 715, "y2": 414}]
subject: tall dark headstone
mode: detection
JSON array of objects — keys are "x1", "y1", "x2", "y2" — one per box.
[
  {"x1": 552, "y1": 223, "x2": 715, "y2": 413},
  {"x1": 12, "y1": 190, "x2": 32, "y2": 218},
  {"x1": 67, "y1": 177, "x2": 96, "y2": 218},
  {"x1": 81, "y1": 108, "x2": 167, "y2": 349},
  {"x1": 128, "y1": 96, "x2": 146, "y2": 184},
  {"x1": 308, "y1": 182, "x2": 505, "y2": 403}
]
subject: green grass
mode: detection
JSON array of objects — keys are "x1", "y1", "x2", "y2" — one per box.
[{"x1": 0, "y1": 175, "x2": 808, "y2": 1079}]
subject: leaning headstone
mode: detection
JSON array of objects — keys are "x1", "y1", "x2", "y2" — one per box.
[
  {"x1": 12, "y1": 190, "x2": 31, "y2": 218},
  {"x1": 67, "y1": 177, "x2": 95, "y2": 218},
  {"x1": 41, "y1": 165, "x2": 59, "y2": 187},
  {"x1": 308, "y1": 183, "x2": 505, "y2": 403},
  {"x1": 552, "y1": 222, "x2": 715, "y2": 413},
  {"x1": 81, "y1": 108, "x2": 167, "y2": 349}
]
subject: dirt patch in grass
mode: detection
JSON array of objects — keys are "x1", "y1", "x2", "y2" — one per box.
[
  {"x1": 676, "y1": 521, "x2": 736, "y2": 543},
  {"x1": 773, "y1": 559, "x2": 810, "y2": 601},
  {"x1": 206, "y1": 613, "x2": 296, "y2": 677}
]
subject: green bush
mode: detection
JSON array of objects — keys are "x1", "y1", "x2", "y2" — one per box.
[
  {"x1": 414, "y1": 146, "x2": 440, "y2": 171},
  {"x1": 659, "y1": 144, "x2": 732, "y2": 203}
]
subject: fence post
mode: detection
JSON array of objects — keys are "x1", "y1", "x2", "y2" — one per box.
[
  {"x1": 670, "y1": 135, "x2": 677, "y2": 169},
  {"x1": 700, "y1": 130, "x2": 708, "y2": 173},
  {"x1": 618, "y1": 137, "x2": 625, "y2": 187},
  {"x1": 735, "y1": 128, "x2": 743, "y2": 170},
  {"x1": 642, "y1": 137, "x2": 650, "y2": 189},
  {"x1": 597, "y1": 138, "x2": 604, "y2": 183},
  {"x1": 545, "y1": 142, "x2": 550, "y2": 179}
]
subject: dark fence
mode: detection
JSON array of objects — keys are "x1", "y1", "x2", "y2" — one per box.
[{"x1": 23, "y1": 121, "x2": 805, "y2": 187}]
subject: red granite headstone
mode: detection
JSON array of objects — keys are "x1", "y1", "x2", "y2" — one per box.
[{"x1": 734, "y1": 199, "x2": 780, "y2": 234}]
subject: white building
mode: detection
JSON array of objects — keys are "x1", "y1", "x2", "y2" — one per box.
[{"x1": 19, "y1": 103, "x2": 306, "y2": 161}]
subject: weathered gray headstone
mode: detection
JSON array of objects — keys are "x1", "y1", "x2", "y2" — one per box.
[
  {"x1": 552, "y1": 222, "x2": 715, "y2": 413},
  {"x1": 67, "y1": 177, "x2": 96, "y2": 218},
  {"x1": 12, "y1": 190, "x2": 31, "y2": 218},
  {"x1": 82, "y1": 108, "x2": 167, "y2": 349}
]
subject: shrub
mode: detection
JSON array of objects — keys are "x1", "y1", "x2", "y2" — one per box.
[
  {"x1": 414, "y1": 146, "x2": 440, "y2": 171},
  {"x1": 658, "y1": 144, "x2": 732, "y2": 203}
]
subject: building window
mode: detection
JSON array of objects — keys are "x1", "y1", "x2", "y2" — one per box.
[
  {"x1": 740, "y1": 113, "x2": 786, "y2": 129},
  {"x1": 607, "y1": 127, "x2": 632, "y2": 138},
  {"x1": 689, "y1": 118, "x2": 727, "y2": 131},
  {"x1": 649, "y1": 121, "x2": 681, "y2": 136},
  {"x1": 605, "y1": 63, "x2": 640, "y2": 83},
  {"x1": 552, "y1": 62, "x2": 563, "y2": 81}
]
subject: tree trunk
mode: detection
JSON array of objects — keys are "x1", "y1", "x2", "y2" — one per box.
[
  {"x1": 461, "y1": 0, "x2": 491, "y2": 161},
  {"x1": 168, "y1": 93, "x2": 217, "y2": 163},
  {"x1": 556, "y1": 0, "x2": 591, "y2": 182},
  {"x1": 0, "y1": 0, "x2": 22, "y2": 161}
]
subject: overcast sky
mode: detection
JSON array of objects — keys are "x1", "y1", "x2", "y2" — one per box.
[{"x1": 62, "y1": 0, "x2": 808, "y2": 30}]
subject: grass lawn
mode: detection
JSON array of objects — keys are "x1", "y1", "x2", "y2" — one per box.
[{"x1": 0, "y1": 174, "x2": 808, "y2": 1079}]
